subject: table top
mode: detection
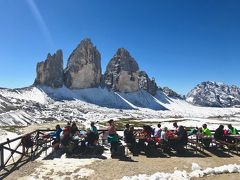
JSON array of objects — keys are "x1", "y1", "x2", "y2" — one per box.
[{"x1": 225, "y1": 134, "x2": 240, "y2": 139}]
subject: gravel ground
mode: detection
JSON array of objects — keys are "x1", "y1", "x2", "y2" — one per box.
[
  {"x1": 5, "y1": 151, "x2": 240, "y2": 180},
  {"x1": 85, "y1": 153, "x2": 240, "y2": 180}
]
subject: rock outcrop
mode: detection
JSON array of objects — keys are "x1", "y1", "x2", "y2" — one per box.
[
  {"x1": 186, "y1": 81, "x2": 240, "y2": 107},
  {"x1": 34, "y1": 50, "x2": 63, "y2": 88},
  {"x1": 138, "y1": 71, "x2": 158, "y2": 95},
  {"x1": 104, "y1": 48, "x2": 139, "y2": 93},
  {"x1": 160, "y1": 87, "x2": 183, "y2": 99},
  {"x1": 64, "y1": 39, "x2": 101, "y2": 89}
]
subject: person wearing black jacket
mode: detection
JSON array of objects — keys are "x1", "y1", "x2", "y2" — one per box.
[
  {"x1": 124, "y1": 124, "x2": 137, "y2": 155},
  {"x1": 214, "y1": 125, "x2": 225, "y2": 141}
]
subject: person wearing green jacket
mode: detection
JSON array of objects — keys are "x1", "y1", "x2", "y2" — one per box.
[
  {"x1": 202, "y1": 124, "x2": 212, "y2": 136},
  {"x1": 201, "y1": 124, "x2": 212, "y2": 148},
  {"x1": 228, "y1": 124, "x2": 238, "y2": 135}
]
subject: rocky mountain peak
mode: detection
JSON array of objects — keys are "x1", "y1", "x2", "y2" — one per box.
[
  {"x1": 104, "y1": 48, "x2": 139, "y2": 92},
  {"x1": 34, "y1": 49, "x2": 63, "y2": 88},
  {"x1": 138, "y1": 71, "x2": 158, "y2": 95},
  {"x1": 159, "y1": 86, "x2": 183, "y2": 99},
  {"x1": 64, "y1": 38, "x2": 102, "y2": 89},
  {"x1": 186, "y1": 81, "x2": 240, "y2": 107}
]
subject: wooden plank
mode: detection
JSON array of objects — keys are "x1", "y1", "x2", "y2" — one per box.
[
  {"x1": 0, "y1": 145, "x2": 4, "y2": 169},
  {"x1": 2, "y1": 146, "x2": 23, "y2": 156}
]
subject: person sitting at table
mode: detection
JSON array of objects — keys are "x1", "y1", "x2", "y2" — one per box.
[
  {"x1": 154, "y1": 123, "x2": 162, "y2": 137},
  {"x1": 176, "y1": 126, "x2": 188, "y2": 151},
  {"x1": 201, "y1": 124, "x2": 212, "y2": 148},
  {"x1": 169, "y1": 125, "x2": 188, "y2": 153},
  {"x1": 48, "y1": 124, "x2": 62, "y2": 150},
  {"x1": 90, "y1": 121, "x2": 99, "y2": 142},
  {"x1": 214, "y1": 125, "x2": 225, "y2": 141},
  {"x1": 188, "y1": 127, "x2": 199, "y2": 136},
  {"x1": 228, "y1": 124, "x2": 239, "y2": 135},
  {"x1": 61, "y1": 127, "x2": 71, "y2": 147},
  {"x1": 124, "y1": 124, "x2": 137, "y2": 155},
  {"x1": 137, "y1": 125, "x2": 152, "y2": 152},
  {"x1": 86, "y1": 128, "x2": 97, "y2": 146},
  {"x1": 173, "y1": 122, "x2": 179, "y2": 133},
  {"x1": 143, "y1": 125, "x2": 153, "y2": 137},
  {"x1": 70, "y1": 122, "x2": 79, "y2": 136},
  {"x1": 160, "y1": 127, "x2": 170, "y2": 152}
]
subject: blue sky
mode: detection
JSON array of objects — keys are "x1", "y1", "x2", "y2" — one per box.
[{"x1": 0, "y1": 0, "x2": 239, "y2": 95}]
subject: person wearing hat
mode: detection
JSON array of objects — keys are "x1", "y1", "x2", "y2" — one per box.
[{"x1": 107, "y1": 119, "x2": 118, "y2": 157}]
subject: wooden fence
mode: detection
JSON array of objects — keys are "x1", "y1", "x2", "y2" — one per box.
[{"x1": 0, "y1": 127, "x2": 218, "y2": 178}]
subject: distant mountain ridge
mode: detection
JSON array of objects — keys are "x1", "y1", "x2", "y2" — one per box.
[{"x1": 186, "y1": 81, "x2": 240, "y2": 107}]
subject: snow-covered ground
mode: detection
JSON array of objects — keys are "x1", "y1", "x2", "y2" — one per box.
[
  {"x1": 0, "y1": 86, "x2": 239, "y2": 127},
  {"x1": 122, "y1": 163, "x2": 240, "y2": 180}
]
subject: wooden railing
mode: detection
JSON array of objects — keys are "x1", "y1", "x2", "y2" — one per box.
[
  {"x1": 0, "y1": 128, "x2": 116, "y2": 178},
  {"x1": 0, "y1": 129, "x2": 55, "y2": 179}
]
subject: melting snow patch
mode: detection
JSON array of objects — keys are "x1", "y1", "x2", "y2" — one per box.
[
  {"x1": 18, "y1": 154, "x2": 98, "y2": 180},
  {"x1": 122, "y1": 163, "x2": 240, "y2": 180}
]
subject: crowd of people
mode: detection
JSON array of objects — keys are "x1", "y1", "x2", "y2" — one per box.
[
  {"x1": 121, "y1": 122, "x2": 239, "y2": 156},
  {"x1": 45, "y1": 120, "x2": 239, "y2": 158},
  {"x1": 48, "y1": 121, "x2": 99, "y2": 152}
]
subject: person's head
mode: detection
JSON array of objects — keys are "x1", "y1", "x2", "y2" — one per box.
[
  {"x1": 130, "y1": 126, "x2": 134, "y2": 132},
  {"x1": 56, "y1": 124, "x2": 60, "y2": 129},
  {"x1": 202, "y1": 124, "x2": 207, "y2": 129},
  {"x1": 173, "y1": 122, "x2": 178, "y2": 128},
  {"x1": 228, "y1": 124, "x2": 233, "y2": 129},
  {"x1": 219, "y1": 125, "x2": 224, "y2": 130},
  {"x1": 91, "y1": 122, "x2": 95, "y2": 127},
  {"x1": 157, "y1": 123, "x2": 161, "y2": 128},
  {"x1": 163, "y1": 127, "x2": 168, "y2": 132},
  {"x1": 72, "y1": 122, "x2": 76, "y2": 127},
  {"x1": 108, "y1": 119, "x2": 114, "y2": 125},
  {"x1": 178, "y1": 125, "x2": 184, "y2": 132},
  {"x1": 67, "y1": 122, "x2": 71, "y2": 127},
  {"x1": 125, "y1": 123, "x2": 130, "y2": 129}
]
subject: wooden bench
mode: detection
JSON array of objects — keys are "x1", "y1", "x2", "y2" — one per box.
[
  {"x1": 215, "y1": 140, "x2": 238, "y2": 154},
  {"x1": 188, "y1": 138, "x2": 204, "y2": 153}
]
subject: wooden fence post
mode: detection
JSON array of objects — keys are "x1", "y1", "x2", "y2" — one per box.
[{"x1": 0, "y1": 145, "x2": 4, "y2": 169}]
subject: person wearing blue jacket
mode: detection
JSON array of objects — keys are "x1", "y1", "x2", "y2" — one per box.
[{"x1": 49, "y1": 125, "x2": 62, "y2": 150}]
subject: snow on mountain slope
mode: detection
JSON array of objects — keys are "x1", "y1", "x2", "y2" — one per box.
[
  {"x1": 0, "y1": 87, "x2": 49, "y2": 104},
  {"x1": 0, "y1": 86, "x2": 240, "y2": 126},
  {"x1": 155, "y1": 91, "x2": 240, "y2": 118},
  {"x1": 0, "y1": 94, "x2": 17, "y2": 113},
  {"x1": 186, "y1": 81, "x2": 240, "y2": 107}
]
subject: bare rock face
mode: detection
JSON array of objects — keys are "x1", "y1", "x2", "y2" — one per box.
[
  {"x1": 104, "y1": 48, "x2": 140, "y2": 93},
  {"x1": 64, "y1": 38, "x2": 101, "y2": 89},
  {"x1": 160, "y1": 86, "x2": 183, "y2": 99},
  {"x1": 34, "y1": 50, "x2": 63, "y2": 88},
  {"x1": 138, "y1": 71, "x2": 158, "y2": 95}
]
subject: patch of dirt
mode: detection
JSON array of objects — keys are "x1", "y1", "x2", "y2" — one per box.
[
  {"x1": 85, "y1": 154, "x2": 240, "y2": 180},
  {"x1": 5, "y1": 161, "x2": 43, "y2": 180}
]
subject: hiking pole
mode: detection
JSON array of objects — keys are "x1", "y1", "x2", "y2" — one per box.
[{"x1": 7, "y1": 138, "x2": 15, "y2": 163}]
